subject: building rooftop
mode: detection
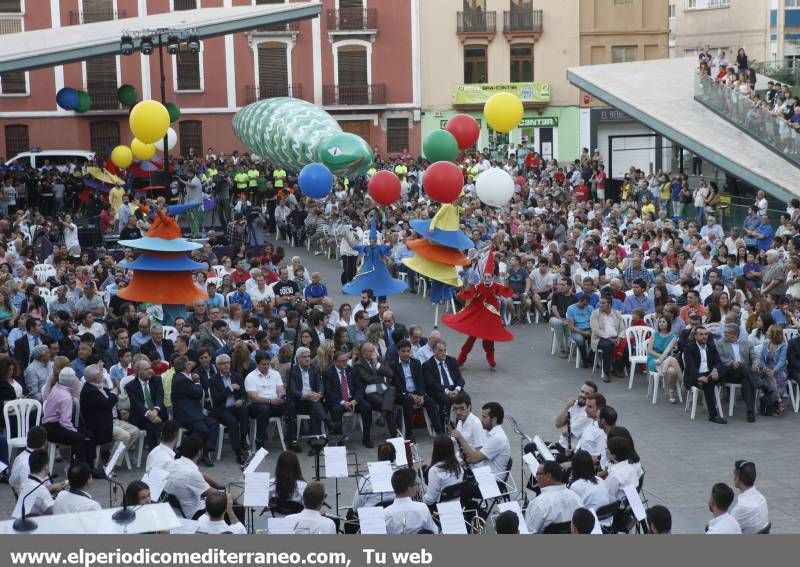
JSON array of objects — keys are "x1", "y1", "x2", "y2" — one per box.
[{"x1": 567, "y1": 57, "x2": 800, "y2": 203}]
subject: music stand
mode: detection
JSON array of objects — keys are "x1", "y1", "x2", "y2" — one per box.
[
  {"x1": 320, "y1": 449, "x2": 361, "y2": 521},
  {"x1": 507, "y1": 415, "x2": 533, "y2": 506}
]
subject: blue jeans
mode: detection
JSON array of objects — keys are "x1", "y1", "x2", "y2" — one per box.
[{"x1": 570, "y1": 331, "x2": 591, "y2": 365}]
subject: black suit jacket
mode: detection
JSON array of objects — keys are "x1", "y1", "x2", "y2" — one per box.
[
  {"x1": 351, "y1": 358, "x2": 394, "y2": 398},
  {"x1": 322, "y1": 365, "x2": 364, "y2": 409},
  {"x1": 13, "y1": 335, "x2": 33, "y2": 368},
  {"x1": 125, "y1": 376, "x2": 165, "y2": 427},
  {"x1": 209, "y1": 370, "x2": 246, "y2": 412},
  {"x1": 682, "y1": 340, "x2": 723, "y2": 386},
  {"x1": 171, "y1": 371, "x2": 207, "y2": 425},
  {"x1": 80, "y1": 383, "x2": 117, "y2": 445},
  {"x1": 787, "y1": 336, "x2": 800, "y2": 381},
  {"x1": 140, "y1": 338, "x2": 175, "y2": 363},
  {"x1": 389, "y1": 358, "x2": 427, "y2": 397},
  {"x1": 422, "y1": 355, "x2": 465, "y2": 395},
  {"x1": 287, "y1": 364, "x2": 325, "y2": 402},
  {"x1": 384, "y1": 324, "x2": 409, "y2": 347}
]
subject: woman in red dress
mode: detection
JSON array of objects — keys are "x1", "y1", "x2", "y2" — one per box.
[{"x1": 443, "y1": 252, "x2": 514, "y2": 370}]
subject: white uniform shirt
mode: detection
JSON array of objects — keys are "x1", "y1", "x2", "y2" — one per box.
[
  {"x1": 285, "y1": 509, "x2": 337, "y2": 534},
  {"x1": 9, "y1": 448, "x2": 33, "y2": 494},
  {"x1": 196, "y1": 514, "x2": 247, "y2": 534},
  {"x1": 422, "y1": 463, "x2": 462, "y2": 505},
  {"x1": 706, "y1": 512, "x2": 742, "y2": 534},
  {"x1": 169, "y1": 457, "x2": 210, "y2": 519},
  {"x1": 244, "y1": 368, "x2": 282, "y2": 400},
  {"x1": 384, "y1": 497, "x2": 438, "y2": 534},
  {"x1": 456, "y1": 413, "x2": 486, "y2": 449},
  {"x1": 145, "y1": 444, "x2": 176, "y2": 474},
  {"x1": 13, "y1": 474, "x2": 54, "y2": 518},
  {"x1": 53, "y1": 489, "x2": 102, "y2": 514},
  {"x1": 569, "y1": 477, "x2": 611, "y2": 511},
  {"x1": 730, "y1": 486, "x2": 769, "y2": 534},
  {"x1": 481, "y1": 425, "x2": 511, "y2": 478},
  {"x1": 605, "y1": 460, "x2": 639, "y2": 501},
  {"x1": 574, "y1": 420, "x2": 606, "y2": 459},
  {"x1": 524, "y1": 484, "x2": 583, "y2": 533},
  {"x1": 559, "y1": 402, "x2": 591, "y2": 449}
]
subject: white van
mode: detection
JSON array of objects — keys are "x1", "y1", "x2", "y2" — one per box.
[{"x1": 5, "y1": 150, "x2": 95, "y2": 172}]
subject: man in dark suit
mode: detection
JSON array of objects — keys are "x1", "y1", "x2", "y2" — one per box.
[
  {"x1": 140, "y1": 324, "x2": 174, "y2": 363},
  {"x1": 170, "y1": 355, "x2": 219, "y2": 466},
  {"x1": 422, "y1": 341, "x2": 466, "y2": 429},
  {"x1": 199, "y1": 320, "x2": 231, "y2": 357},
  {"x1": 352, "y1": 341, "x2": 398, "y2": 447},
  {"x1": 383, "y1": 327, "x2": 409, "y2": 368},
  {"x1": 287, "y1": 347, "x2": 333, "y2": 445},
  {"x1": 381, "y1": 310, "x2": 408, "y2": 351},
  {"x1": 208, "y1": 352, "x2": 249, "y2": 464},
  {"x1": 101, "y1": 327, "x2": 130, "y2": 368},
  {"x1": 716, "y1": 323, "x2": 770, "y2": 423},
  {"x1": 125, "y1": 359, "x2": 166, "y2": 448},
  {"x1": 323, "y1": 349, "x2": 371, "y2": 440},
  {"x1": 80, "y1": 363, "x2": 118, "y2": 450},
  {"x1": 683, "y1": 326, "x2": 727, "y2": 424},
  {"x1": 14, "y1": 317, "x2": 44, "y2": 367},
  {"x1": 390, "y1": 340, "x2": 442, "y2": 442}
]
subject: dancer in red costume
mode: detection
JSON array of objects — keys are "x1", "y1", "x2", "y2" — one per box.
[{"x1": 442, "y1": 251, "x2": 514, "y2": 369}]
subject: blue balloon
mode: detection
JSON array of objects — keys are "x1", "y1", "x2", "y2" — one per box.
[
  {"x1": 56, "y1": 87, "x2": 79, "y2": 111},
  {"x1": 298, "y1": 163, "x2": 334, "y2": 200}
]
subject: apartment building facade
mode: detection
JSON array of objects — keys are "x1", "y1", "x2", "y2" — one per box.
[{"x1": 0, "y1": 0, "x2": 421, "y2": 162}]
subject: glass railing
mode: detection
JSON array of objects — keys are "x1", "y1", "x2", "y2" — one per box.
[{"x1": 693, "y1": 73, "x2": 800, "y2": 168}]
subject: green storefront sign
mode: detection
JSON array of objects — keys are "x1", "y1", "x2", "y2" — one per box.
[{"x1": 452, "y1": 82, "x2": 551, "y2": 105}]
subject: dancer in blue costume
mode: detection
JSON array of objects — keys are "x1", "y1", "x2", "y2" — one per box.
[{"x1": 343, "y1": 215, "x2": 408, "y2": 297}]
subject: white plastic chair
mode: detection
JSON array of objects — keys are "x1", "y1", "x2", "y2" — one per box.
[
  {"x1": 685, "y1": 384, "x2": 724, "y2": 420},
  {"x1": 3, "y1": 399, "x2": 43, "y2": 462},
  {"x1": 787, "y1": 379, "x2": 800, "y2": 414},
  {"x1": 249, "y1": 416, "x2": 287, "y2": 453},
  {"x1": 782, "y1": 327, "x2": 799, "y2": 344},
  {"x1": 625, "y1": 326, "x2": 652, "y2": 389},
  {"x1": 621, "y1": 314, "x2": 633, "y2": 329},
  {"x1": 33, "y1": 264, "x2": 56, "y2": 284},
  {"x1": 162, "y1": 325, "x2": 179, "y2": 343},
  {"x1": 643, "y1": 313, "x2": 658, "y2": 329},
  {"x1": 296, "y1": 414, "x2": 327, "y2": 437},
  {"x1": 694, "y1": 264, "x2": 711, "y2": 283},
  {"x1": 215, "y1": 424, "x2": 227, "y2": 462}
]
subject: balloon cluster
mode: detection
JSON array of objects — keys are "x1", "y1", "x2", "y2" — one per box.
[
  {"x1": 56, "y1": 87, "x2": 91, "y2": 113},
  {"x1": 109, "y1": 99, "x2": 181, "y2": 169}
]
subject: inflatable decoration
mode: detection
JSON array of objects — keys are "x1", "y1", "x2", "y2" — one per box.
[
  {"x1": 232, "y1": 97, "x2": 373, "y2": 178},
  {"x1": 118, "y1": 207, "x2": 207, "y2": 324},
  {"x1": 129, "y1": 100, "x2": 170, "y2": 144},
  {"x1": 117, "y1": 84, "x2": 138, "y2": 106},
  {"x1": 423, "y1": 130, "x2": 459, "y2": 163},
  {"x1": 131, "y1": 138, "x2": 156, "y2": 160},
  {"x1": 343, "y1": 216, "x2": 408, "y2": 297},
  {"x1": 154, "y1": 127, "x2": 178, "y2": 152},
  {"x1": 56, "y1": 87, "x2": 79, "y2": 111},
  {"x1": 445, "y1": 114, "x2": 480, "y2": 150},
  {"x1": 483, "y1": 92, "x2": 523, "y2": 133},
  {"x1": 75, "y1": 91, "x2": 91, "y2": 113},
  {"x1": 110, "y1": 145, "x2": 133, "y2": 169},
  {"x1": 422, "y1": 161, "x2": 464, "y2": 204},
  {"x1": 367, "y1": 170, "x2": 401, "y2": 206},
  {"x1": 165, "y1": 102, "x2": 181, "y2": 123},
  {"x1": 475, "y1": 167, "x2": 515, "y2": 208},
  {"x1": 298, "y1": 163, "x2": 334, "y2": 200}
]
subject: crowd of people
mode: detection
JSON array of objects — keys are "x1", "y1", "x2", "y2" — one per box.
[{"x1": 0, "y1": 136, "x2": 785, "y2": 534}]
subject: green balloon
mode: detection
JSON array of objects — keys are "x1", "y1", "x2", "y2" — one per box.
[
  {"x1": 165, "y1": 102, "x2": 181, "y2": 123},
  {"x1": 423, "y1": 129, "x2": 459, "y2": 163},
  {"x1": 117, "y1": 84, "x2": 138, "y2": 106},
  {"x1": 75, "y1": 91, "x2": 91, "y2": 113}
]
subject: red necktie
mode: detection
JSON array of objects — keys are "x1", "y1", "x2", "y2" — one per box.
[{"x1": 339, "y1": 369, "x2": 350, "y2": 401}]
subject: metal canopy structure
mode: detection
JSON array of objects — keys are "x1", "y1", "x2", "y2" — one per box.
[
  {"x1": 0, "y1": 2, "x2": 322, "y2": 74},
  {"x1": 567, "y1": 57, "x2": 800, "y2": 203}
]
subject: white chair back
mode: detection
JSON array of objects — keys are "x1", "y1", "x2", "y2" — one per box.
[
  {"x1": 33, "y1": 264, "x2": 56, "y2": 285},
  {"x1": 3, "y1": 399, "x2": 43, "y2": 444},
  {"x1": 626, "y1": 326, "x2": 653, "y2": 361},
  {"x1": 643, "y1": 313, "x2": 658, "y2": 329},
  {"x1": 621, "y1": 314, "x2": 633, "y2": 329},
  {"x1": 783, "y1": 327, "x2": 798, "y2": 343},
  {"x1": 694, "y1": 264, "x2": 710, "y2": 282},
  {"x1": 162, "y1": 325, "x2": 179, "y2": 343}
]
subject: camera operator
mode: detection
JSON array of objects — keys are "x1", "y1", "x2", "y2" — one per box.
[
  {"x1": 212, "y1": 166, "x2": 232, "y2": 227},
  {"x1": 226, "y1": 213, "x2": 247, "y2": 249}
]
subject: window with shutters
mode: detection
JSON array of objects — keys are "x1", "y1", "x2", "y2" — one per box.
[
  {"x1": 176, "y1": 44, "x2": 202, "y2": 91},
  {"x1": 89, "y1": 121, "x2": 120, "y2": 158},
  {"x1": 4, "y1": 124, "x2": 29, "y2": 158},
  {"x1": 179, "y1": 120, "x2": 203, "y2": 157},
  {"x1": 85, "y1": 54, "x2": 119, "y2": 110},
  {"x1": 81, "y1": 0, "x2": 113, "y2": 23},
  {"x1": 386, "y1": 118, "x2": 409, "y2": 154},
  {"x1": 464, "y1": 45, "x2": 487, "y2": 84},
  {"x1": 258, "y1": 43, "x2": 289, "y2": 98},
  {"x1": 510, "y1": 44, "x2": 533, "y2": 82},
  {"x1": 0, "y1": 3, "x2": 26, "y2": 95},
  {"x1": 337, "y1": 45, "x2": 368, "y2": 104},
  {"x1": 173, "y1": 0, "x2": 197, "y2": 10}
]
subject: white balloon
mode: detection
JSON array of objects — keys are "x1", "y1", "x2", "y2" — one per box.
[
  {"x1": 154, "y1": 127, "x2": 177, "y2": 151},
  {"x1": 475, "y1": 167, "x2": 514, "y2": 207}
]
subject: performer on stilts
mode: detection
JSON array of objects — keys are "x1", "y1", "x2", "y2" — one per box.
[{"x1": 442, "y1": 248, "x2": 513, "y2": 370}]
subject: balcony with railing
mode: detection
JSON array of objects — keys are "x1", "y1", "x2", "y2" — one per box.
[
  {"x1": 86, "y1": 85, "x2": 122, "y2": 111},
  {"x1": 456, "y1": 11, "x2": 496, "y2": 42},
  {"x1": 254, "y1": 20, "x2": 301, "y2": 34},
  {"x1": 245, "y1": 83, "x2": 303, "y2": 103},
  {"x1": 327, "y1": 8, "x2": 377, "y2": 33},
  {"x1": 323, "y1": 83, "x2": 386, "y2": 106},
  {"x1": 503, "y1": 9, "x2": 543, "y2": 39},
  {"x1": 694, "y1": 73, "x2": 800, "y2": 168},
  {"x1": 69, "y1": 9, "x2": 126, "y2": 25}
]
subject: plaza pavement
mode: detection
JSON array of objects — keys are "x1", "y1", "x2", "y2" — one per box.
[{"x1": 3, "y1": 240, "x2": 799, "y2": 534}]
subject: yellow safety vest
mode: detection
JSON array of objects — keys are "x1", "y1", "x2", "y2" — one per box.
[
  {"x1": 274, "y1": 168, "x2": 286, "y2": 188},
  {"x1": 234, "y1": 172, "x2": 249, "y2": 190},
  {"x1": 247, "y1": 169, "x2": 259, "y2": 188}
]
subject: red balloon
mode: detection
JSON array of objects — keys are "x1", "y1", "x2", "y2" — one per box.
[
  {"x1": 368, "y1": 170, "x2": 401, "y2": 206},
  {"x1": 445, "y1": 114, "x2": 480, "y2": 150},
  {"x1": 423, "y1": 161, "x2": 464, "y2": 204}
]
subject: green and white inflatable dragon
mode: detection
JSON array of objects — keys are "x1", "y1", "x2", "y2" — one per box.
[{"x1": 232, "y1": 97, "x2": 374, "y2": 178}]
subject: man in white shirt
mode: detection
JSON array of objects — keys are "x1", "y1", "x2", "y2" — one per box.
[
  {"x1": 414, "y1": 330, "x2": 440, "y2": 364},
  {"x1": 351, "y1": 290, "x2": 379, "y2": 322},
  {"x1": 145, "y1": 420, "x2": 180, "y2": 474},
  {"x1": 244, "y1": 351, "x2": 293, "y2": 451},
  {"x1": 706, "y1": 482, "x2": 742, "y2": 534},
  {"x1": 12, "y1": 450, "x2": 56, "y2": 519},
  {"x1": 384, "y1": 468, "x2": 438, "y2": 534},
  {"x1": 730, "y1": 460, "x2": 769, "y2": 534},
  {"x1": 196, "y1": 492, "x2": 247, "y2": 534},
  {"x1": 452, "y1": 392, "x2": 486, "y2": 449},
  {"x1": 452, "y1": 401, "x2": 510, "y2": 478},
  {"x1": 285, "y1": 482, "x2": 337, "y2": 534},
  {"x1": 572, "y1": 392, "x2": 607, "y2": 462},
  {"x1": 9, "y1": 426, "x2": 54, "y2": 495},
  {"x1": 53, "y1": 462, "x2": 102, "y2": 515},
  {"x1": 248, "y1": 273, "x2": 275, "y2": 306},
  {"x1": 525, "y1": 460, "x2": 583, "y2": 533},
  {"x1": 169, "y1": 436, "x2": 225, "y2": 520},
  {"x1": 554, "y1": 382, "x2": 597, "y2": 454}
]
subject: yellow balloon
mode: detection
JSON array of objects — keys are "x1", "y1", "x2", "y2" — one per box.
[
  {"x1": 110, "y1": 145, "x2": 133, "y2": 169},
  {"x1": 131, "y1": 138, "x2": 156, "y2": 160},
  {"x1": 129, "y1": 99, "x2": 170, "y2": 144},
  {"x1": 483, "y1": 92, "x2": 524, "y2": 133}
]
